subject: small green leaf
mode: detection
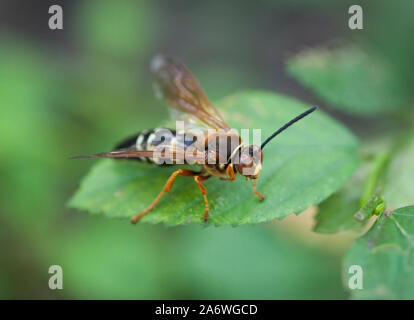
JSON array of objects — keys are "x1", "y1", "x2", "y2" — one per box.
[
  {"x1": 69, "y1": 91, "x2": 359, "y2": 225},
  {"x1": 374, "y1": 201, "x2": 386, "y2": 215},
  {"x1": 344, "y1": 206, "x2": 414, "y2": 299},
  {"x1": 354, "y1": 195, "x2": 385, "y2": 222},
  {"x1": 287, "y1": 47, "x2": 409, "y2": 115}
]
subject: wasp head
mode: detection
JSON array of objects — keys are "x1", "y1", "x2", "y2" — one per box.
[{"x1": 234, "y1": 145, "x2": 263, "y2": 179}]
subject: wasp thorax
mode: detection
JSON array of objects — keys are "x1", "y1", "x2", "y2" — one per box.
[
  {"x1": 206, "y1": 131, "x2": 241, "y2": 164},
  {"x1": 235, "y1": 145, "x2": 263, "y2": 179}
]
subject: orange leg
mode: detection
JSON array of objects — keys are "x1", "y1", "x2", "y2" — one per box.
[
  {"x1": 220, "y1": 164, "x2": 236, "y2": 181},
  {"x1": 253, "y1": 178, "x2": 265, "y2": 201},
  {"x1": 226, "y1": 164, "x2": 235, "y2": 181},
  {"x1": 131, "y1": 169, "x2": 198, "y2": 224},
  {"x1": 193, "y1": 175, "x2": 211, "y2": 222}
]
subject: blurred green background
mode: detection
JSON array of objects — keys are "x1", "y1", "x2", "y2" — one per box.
[{"x1": 0, "y1": 0, "x2": 412, "y2": 299}]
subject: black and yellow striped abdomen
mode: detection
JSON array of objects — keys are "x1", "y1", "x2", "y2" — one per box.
[{"x1": 114, "y1": 128, "x2": 194, "y2": 165}]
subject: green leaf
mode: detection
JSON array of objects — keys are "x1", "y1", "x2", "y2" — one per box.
[
  {"x1": 287, "y1": 47, "x2": 409, "y2": 115},
  {"x1": 344, "y1": 206, "x2": 414, "y2": 299},
  {"x1": 69, "y1": 91, "x2": 359, "y2": 225},
  {"x1": 383, "y1": 136, "x2": 414, "y2": 209},
  {"x1": 353, "y1": 195, "x2": 385, "y2": 223}
]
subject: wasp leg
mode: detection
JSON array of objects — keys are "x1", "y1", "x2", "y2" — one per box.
[
  {"x1": 220, "y1": 164, "x2": 235, "y2": 181},
  {"x1": 131, "y1": 169, "x2": 198, "y2": 224},
  {"x1": 193, "y1": 175, "x2": 211, "y2": 223},
  {"x1": 253, "y1": 178, "x2": 265, "y2": 201}
]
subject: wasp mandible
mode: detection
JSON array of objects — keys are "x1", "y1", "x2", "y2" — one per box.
[{"x1": 73, "y1": 56, "x2": 317, "y2": 224}]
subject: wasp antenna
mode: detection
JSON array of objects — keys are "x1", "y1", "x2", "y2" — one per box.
[{"x1": 261, "y1": 106, "x2": 318, "y2": 149}]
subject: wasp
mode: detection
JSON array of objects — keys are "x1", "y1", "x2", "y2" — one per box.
[{"x1": 74, "y1": 55, "x2": 317, "y2": 224}]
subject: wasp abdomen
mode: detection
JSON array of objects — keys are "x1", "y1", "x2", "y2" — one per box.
[{"x1": 114, "y1": 128, "x2": 187, "y2": 165}]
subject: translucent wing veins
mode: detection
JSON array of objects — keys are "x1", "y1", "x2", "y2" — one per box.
[{"x1": 151, "y1": 55, "x2": 230, "y2": 130}]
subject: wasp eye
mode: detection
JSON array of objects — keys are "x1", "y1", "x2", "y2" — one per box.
[
  {"x1": 243, "y1": 145, "x2": 262, "y2": 163},
  {"x1": 248, "y1": 146, "x2": 254, "y2": 157}
]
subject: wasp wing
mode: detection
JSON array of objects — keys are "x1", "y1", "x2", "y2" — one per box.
[
  {"x1": 71, "y1": 149, "x2": 156, "y2": 159},
  {"x1": 151, "y1": 55, "x2": 230, "y2": 130},
  {"x1": 70, "y1": 147, "x2": 210, "y2": 163}
]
